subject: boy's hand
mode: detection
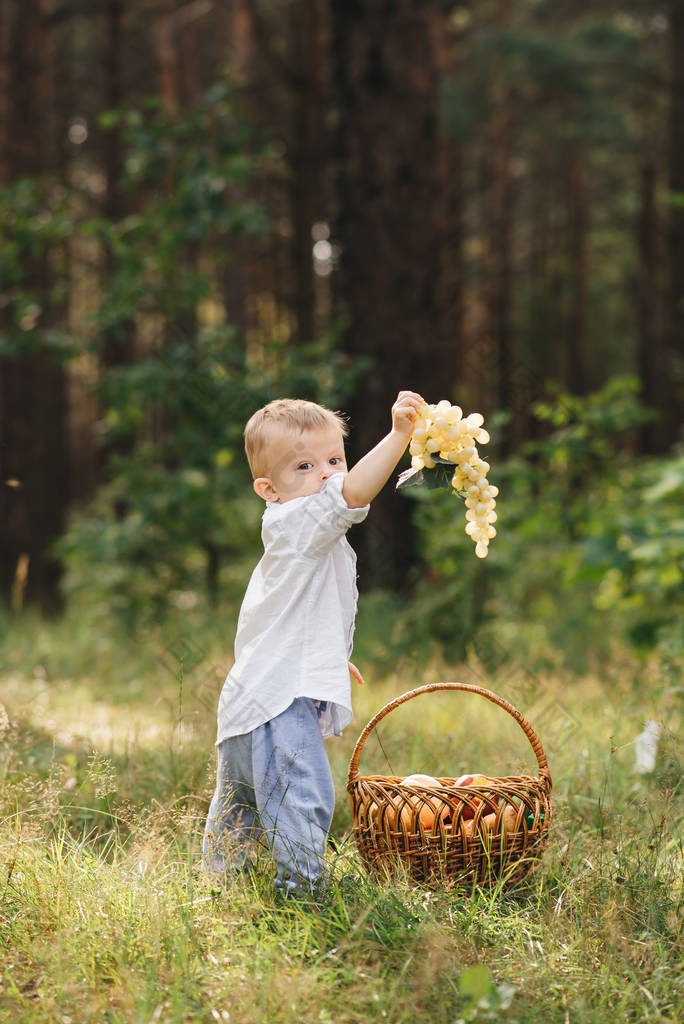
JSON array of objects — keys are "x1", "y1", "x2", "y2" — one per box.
[
  {"x1": 342, "y1": 389, "x2": 427, "y2": 508},
  {"x1": 391, "y1": 391, "x2": 425, "y2": 437},
  {"x1": 348, "y1": 661, "x2": 365, "y2": 685}
]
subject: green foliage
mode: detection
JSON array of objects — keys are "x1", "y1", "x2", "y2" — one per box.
[
  {"x1": 51, "y1": 88, "x2": 270, "y2": 625},
  {"x1": 405, "y1": 377, "x2": 682, "y2": 668},
  {"x1": 89, "y1": 85, "x2": 268, "y2": 339},
  {"x1": 57, "y1": 331, "x2": 269, "y2": 628},
  {"x1": 55, "y1": 86, "x2": 367, "y2": 627},
  {"x1": 440, "y1": 10, "x2": 665, "y2": 398},
  {"x1": 0, "y1": 178, "x2": 84, "y2": 360},
  {"x1": 591, "y1": 453, "x2": 684, "y2": 657},
  {"x1": 57, "y1": 331, "x2": 363, "y2": 627},
  {"x1": 0, "y1": 638, "x2": 681, "y2": 1023}
]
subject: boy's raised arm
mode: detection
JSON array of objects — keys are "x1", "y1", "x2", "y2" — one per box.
[{"x1": 342, "y1": 391, "x2": 425, "y2": 509}]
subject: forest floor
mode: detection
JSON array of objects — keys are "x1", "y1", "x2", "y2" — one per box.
[{"x1": 0, "y1": 611, "x2": 682, "y2": 1023}]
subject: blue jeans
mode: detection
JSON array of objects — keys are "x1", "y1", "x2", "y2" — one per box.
[{"x1": 203, "y1": 697, "x2": 335, "y2": 893}]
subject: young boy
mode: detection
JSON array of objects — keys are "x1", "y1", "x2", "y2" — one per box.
[{"x1": 203, "y1": 389, "x2": 424, "y2": 893}]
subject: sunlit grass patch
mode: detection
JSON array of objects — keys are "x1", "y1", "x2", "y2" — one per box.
[{"x1": 0, "y1": 617, "x2": 682, "y2": 1023}]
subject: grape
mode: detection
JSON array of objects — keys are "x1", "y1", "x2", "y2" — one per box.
[{"x1": 405, "y1": 400, "x2": 498, "y2": 558}]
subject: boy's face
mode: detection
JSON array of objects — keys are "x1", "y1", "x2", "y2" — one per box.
[{"x1": 253, "y1": 426, "x2": 348, "y2": 503}]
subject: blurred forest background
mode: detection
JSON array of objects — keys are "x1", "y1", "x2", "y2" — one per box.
[{"x1": 1, "y1": 0, "x2": 682, "y2": 670}]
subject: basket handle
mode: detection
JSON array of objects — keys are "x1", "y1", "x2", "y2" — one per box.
[{"x1": 347, "y1": 681, "x2": 551, "y2": 789}]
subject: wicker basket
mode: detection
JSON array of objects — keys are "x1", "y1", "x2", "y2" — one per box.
[{"x1": 347, "y1": 682, "x2": 552, "y2": 889}]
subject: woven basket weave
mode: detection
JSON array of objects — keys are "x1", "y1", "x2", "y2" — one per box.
[{"x1": 347, "y1": 682, "x2": 552, "y2": 889}]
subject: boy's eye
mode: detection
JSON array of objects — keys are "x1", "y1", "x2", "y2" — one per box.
[
  {"x1": 330, "y1": 457, "x2": 343, "y2": 465},
  {"x1": 297, "y1": 462, "x2": 313, "y2": 471}
]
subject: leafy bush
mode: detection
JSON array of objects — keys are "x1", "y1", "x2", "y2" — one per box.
[
  {"x1": 404, "y1": 377, "x2": 682, "y2": 669},
  {"x1": 58, "y1": 330, "x2": 364, "y2": 628},
  {"x1": 56, "y1": 87, "x2": 366, "y2": 628},
  {"x1": 0, "y1": 178, "x2": 83, "y2": 361}
]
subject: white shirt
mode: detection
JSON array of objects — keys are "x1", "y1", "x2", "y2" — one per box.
[{"x1": 216, "y1": 473, "x2": 369, "y2": 742}]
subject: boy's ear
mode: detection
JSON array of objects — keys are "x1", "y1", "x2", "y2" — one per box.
[{"x1": 253, "y1": 477, "x2": 279, "y2": 502}]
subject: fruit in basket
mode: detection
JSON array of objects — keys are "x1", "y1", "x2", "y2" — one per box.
[
  {"x1": 461, "y1": 819, "x2": 476, "y2": 839},
  {"x1": 398, "y1": 774, "x2": 451, "y2": 832},
  {"x1": 365, "y1": 800, "x2": 380, "y2": 826},
  {"x1": 402, "y1": 773, "x2": 442, "y2": 788},
  {"x1": 502, "y1": 804, "x2": 520, "y2": 832},
  {"x1": 367, "y1": 798, "x2": 403, "y2": 830},
  {"x1": 454, "y1": 773, "x2": 500, "y2": 819},
  {"x1": 454, "y1": 772, "x2": 489, "y2": 787},
  {"x1": 398, "y1": 795, "x2": 444, "y2": 832},
  {"x1": 482, "y1": 804, "x2": 519, "y2": 835}
]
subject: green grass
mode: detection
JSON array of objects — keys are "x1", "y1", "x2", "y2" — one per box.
[{"x1": 0, "y1": 609, "x2": 682, "y2": 1023}]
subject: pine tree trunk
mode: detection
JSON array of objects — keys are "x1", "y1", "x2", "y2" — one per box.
[
  {"x1": 636, "y1": 159, "x2": 662, "y2": 453},
  {"x1": 220, "y1": 0, "x2": 253, "y2": 344},
  {"x1": 0, "y1": 0, "x2": 70, "y2": 614},
  {"x1": 100, "y1": 0, "x2": 136, "y2": 496},
  {"x1": 567, "y1": 146, "x2": 590, "y2": 395},
  {"x1": 287, "y1": 0, "x2": 326, "y2": 345},
  {"x1": 486, "y1": 93, "x2": 515, "y2": 451},
  {"x1": 0, "y1": 0, "x2": 12, "y2": 185},
  {"x1": 329, "y1": 0, "x2": 445, "y2": 588},
  {"x1": 522, "y1": 151, "x2": 554, "y2": 440},
  {"x1": 667, "y1": 0, "x2": 684, "y2": 445},
  {"x1": 153, "y1": 2, "x2": 180, "y2": 114},
  {"x1": 436, "y1": 137, "x2": 464, "y2": 396}
]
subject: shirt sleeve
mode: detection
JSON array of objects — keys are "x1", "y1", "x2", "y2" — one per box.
[{"x1": 267, "y1": 473, "x2": 369, "y2": 558}]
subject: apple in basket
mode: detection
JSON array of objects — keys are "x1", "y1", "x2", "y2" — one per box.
[
  {"x1": 454, "y1": 773, "x2": 500, "y2": 820},
  {"x1": 461, "y1": 804, "x2": 518, "y2": 841},
  {"x1": 482, "y1": 804, "x2": 519, "y2": 834},
  {"x1": 397, "y1": 773, "x2": 451, "y2": 831}
]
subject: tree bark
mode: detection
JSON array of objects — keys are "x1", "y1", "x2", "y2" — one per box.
[
  {"x1": 100, "y1": 0, "x2": 136, "y2": 493},
  {"x1": 219, "y1": 0, "x2": 253, "y2": 344},
  {"x1": 636, "y1": 159, "x2": 662, "y2": 453},
  {"x1": 0, "y1": 0, "x2": 12, "y2": 185},
  {"x1": 667, "y1": 0, "x2": 684, "y2": 445},
  {"x1": 486, "y1": 90, "x2": 515, "y2": 451},
  {"x1": 153, "y1": 2, "x2": 180, "y2": 114},
  {"x1": 329, "y1": 0, "x2": 446, "y2": 589},
  {"x1": 287, "y1": 0, "x2": 326, "y2": 345},
  {"x1": 0, "y1": 356, "x2": 69, "y2": 613},
  {"x1": 436, "y1": 136, "x2": 464, "y2": 390},
  {"x1": 0, "y1": 0, "x2": 70, "y2": 614},
  {"x1": 567, "y1": 146, "x2": 590, "y2": 395}
]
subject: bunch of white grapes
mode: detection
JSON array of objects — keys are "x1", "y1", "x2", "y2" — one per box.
[{"x1": 409, "y1": 400, "x2": 498, "y2": 559}]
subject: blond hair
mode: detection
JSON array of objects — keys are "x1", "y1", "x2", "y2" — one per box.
[{"x1": 244, "y1": 398, "x2": 348, "y2": 478}]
